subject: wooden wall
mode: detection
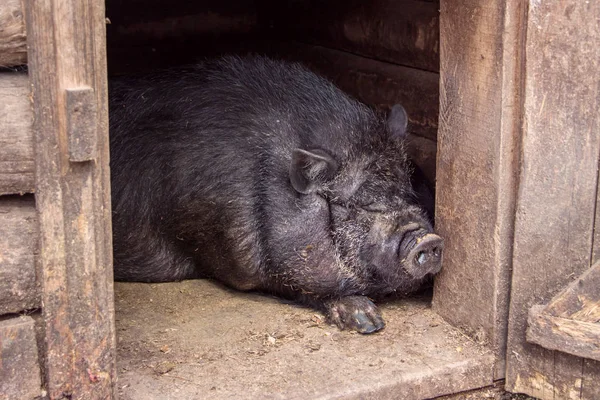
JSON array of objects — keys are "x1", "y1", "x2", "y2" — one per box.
[
  {"x1": 505, "y1": 1, "x2": 600, "y2": 398},
  {"x1": 433, "y1": 0, "x2": 525, "y2": 380},
  {"x1": 0, "y1": 3, "x2": 41, "y2": 397},
  {"x1": 0, "y1": 0, "x2": 117, "y2": 397}
]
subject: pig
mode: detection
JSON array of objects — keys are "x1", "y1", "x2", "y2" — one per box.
[{"x1": 109, "y1": 55, "x2": 443, "y2": 334}]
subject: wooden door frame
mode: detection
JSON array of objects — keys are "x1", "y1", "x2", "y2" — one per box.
[{"x1": 24, "y1": 0, "x2": 116, "y2": 397}]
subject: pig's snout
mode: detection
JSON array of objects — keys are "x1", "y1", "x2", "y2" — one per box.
[{"x1": 400, "y1": 230, "x2": 443, "y2": 279}]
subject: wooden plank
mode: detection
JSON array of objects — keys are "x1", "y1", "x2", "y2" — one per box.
[
  {"x1": 544, "y1": 260, "x2": 600, "y2": 323},
  {"x1": 432, "y1": 0, "x2": 525, "y2": 380},
  {"x1": 0, "y1": 0, "x2": 27, "y2": 67},
  {"x1": 273, "y1": 42, "x2": 439, "y2": 141},
  {"x1": 527, "y1": 306, "x2": 600, "y2": 362},
  {"x1": 0, "y1": 195, "x2": 39, "y2": 315},
  {"x1": 406, "y1": 135, "x2": 437, "y2": 184},
  {"x1": 105, "y1": 1, "x2": 258, "y2": 48},
  {"x1": 526, "y1": 262, "x2": 600, "y2": 361},
  {"x1": 0, "y1": 316, "x2": 42, "y2": 400},
  {"x1": 505, "y1": 1, "x2": 600, "y2": 399},
  {"x1": 105, "y1": 0, "x2": 258, "y2": 28},
  {"x1": 0, "y1": 72, "x2": 34, "y2": 195},
  {"x1": 582, "y1": 360, "x2": 600, "y2": 400},
  {"x1": 24, "y1": 0, "x2": 116, "y2": 397},
  {"x1": 593, "y1": 164, "x2": 600, "y2": 265},
  {"x1": 259, "y1": 0, "x2": 440, "y2": 72}
]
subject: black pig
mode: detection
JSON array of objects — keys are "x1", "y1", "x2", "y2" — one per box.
[{"x1": 109, "y1": 56, "x2": 443, "y2": 333}]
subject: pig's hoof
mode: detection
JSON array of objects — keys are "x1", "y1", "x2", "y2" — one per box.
[{"x1": 325, "y1": 296, "x2": 385, "y2": 334}]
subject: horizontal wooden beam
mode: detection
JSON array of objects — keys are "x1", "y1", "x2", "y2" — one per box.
[
  {"x1": 527, "y1": 305, "x2": 600, "y2": 362},
  {"x1": 0, "y1": 72, "x2": 34, "y2": 194},
  {"x1": 0, "y1": 0, "x2": 27, "y2": 67},
  {"x1": 260, "y1": 0, "x2": 440, "y2": 72},
  {"x1": 0, "y1": 195, "x2": 39, "y2": 314},
  {"x1": 526, "y1": 262, "x2": 600, "y2": 361}
]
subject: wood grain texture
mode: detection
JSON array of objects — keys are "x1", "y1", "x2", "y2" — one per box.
[
  {"x1": 593, "y1": 165, "x2": 600, "y2": 265},
  {"x1": 544, "y1": 260, "x2": 600, "y2": 323},
  {"x1": 506, "y1": 1, "x2": 600, "y2": 399},
  {"x1": 24, "y1": 0, "x2": 116, "y2": 397},
  {"x1": 259, "y1": 0, "x2": 440, "y2": 72},
  {"x1": 406, "y1": 135, "x2": 437, "y2": 184},
  {"x1": 0, "y1": 316, "x2": 42, "y2": 400},
  {"x1": 0, "y1": 0, "x2": 27, "y2": 67},
  {"x1": 527, "y1": 306, "x2": 600, "y2": 362},
  {"x1": 0, "y1": 72, "x2": 34, "y2": 194},
  {"x1": 66, "y1": 87, "x2": 98, "y2": 162},
  {"x1": 0, "y1": 195, "x2": 39, "y2": 315},
  {"x1": 432, "y1": 0, "x2": 525, "y2": 379},
  {"x1": 582, "y1": 359, "x2": 600, "y2": 400}
]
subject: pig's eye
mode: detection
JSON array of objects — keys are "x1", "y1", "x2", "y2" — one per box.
[
  {"x1": 361, "y1": 203, "x2": 388, "y2": 213},
  {"x1": 329, "y1": 202, "x2": 351, "y2": 219}
]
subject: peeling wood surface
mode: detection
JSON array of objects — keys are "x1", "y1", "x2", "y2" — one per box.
[
  {"x1": 24, "y1": 0, "x2": 116, "y2": 397},
  {"x1": 433, "y1": 0, "x2": 525, "y2": 380},
  {"x1": 0, "y1": 316, "x2": 42, "y2": 400},
  {"x1": 506, "y1": 1, "x2": 600, "y2": 399},
  {"x1": 259, "y1": 0, "x2": 440, "y2": 72},
  {"x1": 0, "y1": 195, "x2": 39, "y2": 315},
  {"x1": 0, "y1": 72, "x2": 34, "y2": 195},
  {"x1": 526, "y1": 262, "x2": 600, "y2": 362},
  {"x1": 545, "y1": 261, "x2": 600, "y2": 323},
  {"x1": 527, "y1": 306, "x2": 600, "y2": 362},
  {"x1": 0, "y1": 0, "x2": 27, "y2": 67}
]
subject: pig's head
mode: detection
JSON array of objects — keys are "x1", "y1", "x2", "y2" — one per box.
[{"x1": 289, "y1": 104, "x2": 443, "y2": 298}]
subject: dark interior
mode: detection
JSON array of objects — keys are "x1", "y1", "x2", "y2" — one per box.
[{"x1": 104, "y1": 0, "x2": 440, "y2": 186}]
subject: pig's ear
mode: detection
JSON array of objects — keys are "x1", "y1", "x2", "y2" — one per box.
[
  {"x1": 290, "y1": 149, "x2": 338, "y2": 194},
  {"x1": 387, "y1": 104, "x2": 409, "y2": 139}
]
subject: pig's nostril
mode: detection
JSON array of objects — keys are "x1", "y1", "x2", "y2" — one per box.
[{"x1": 417, "y1": 251, "x2": 427, "y2": 265}]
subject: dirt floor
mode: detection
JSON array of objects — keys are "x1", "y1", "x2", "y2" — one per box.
[{"x1": 115, "y1": 280, "x2": 496, "y2": 400}]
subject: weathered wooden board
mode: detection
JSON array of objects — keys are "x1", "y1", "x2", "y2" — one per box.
[
  {"x1": 272, "y1": 42, "x2": 439, "y2": 141},
  {"x1": 525, "y1": 261, "x2": 600, "y2": 362},
  {"x1": 24, "y1": 0, "x2": 116, "y2": 397},
  {"x1": 105, "y1": 0, "x2": 258, "y2": 46},
  {"x1": 259, "y1": 0, "x2": 440, "y2": 72},
  {"x1": 527, "y1": 307, "x2": 600, "y2": 362},
  {"x1": 432, "y1": 0, "x2": 525, "y2": 380},
  {"x1": 594, "y1": 165, "x2": 600, "y2": 265},
  {"x1": 406, "y1": 135, "x2": 437, "y2": 184},
  {"x1": 0, "y1": 316, "x2": 42, "y2": 400},
  {"x1": 506, "y1": 1, "x2": 600, "y2": 399},
  {"x1": 0, "y1": 72, "x2": 34, "y2": 195},
  {"x1": 0, "y1": 195, "x2": 39, "y2": 315},
  {"x1": 0, "y1": 0, "x2": 27, "y2": 67},
  {"x1": 582, "y1": 359, "x2": 600, "y2": 400}
]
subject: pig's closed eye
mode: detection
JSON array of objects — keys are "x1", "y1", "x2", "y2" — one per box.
[
  {"x1": 329, "y1": 202, "x2": 351, "y2": 219},
  {"x1": 361, "y1": 203, "x2": 387, "y2": 213}
]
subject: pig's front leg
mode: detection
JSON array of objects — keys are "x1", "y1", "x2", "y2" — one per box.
[{"x1": 323, "y1": 296, "x2": 385, "y2": 334}]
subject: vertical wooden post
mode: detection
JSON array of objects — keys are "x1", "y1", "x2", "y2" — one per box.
[
  {"x1": 506, "y1": 1, "x2": 600, "y2": 398},
  {"x1": 24, "y1": 0, "x2": 115, "y2": 398},
  {"x1": 434, "y1": 0, "x2": 526, "y2": 379}
]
